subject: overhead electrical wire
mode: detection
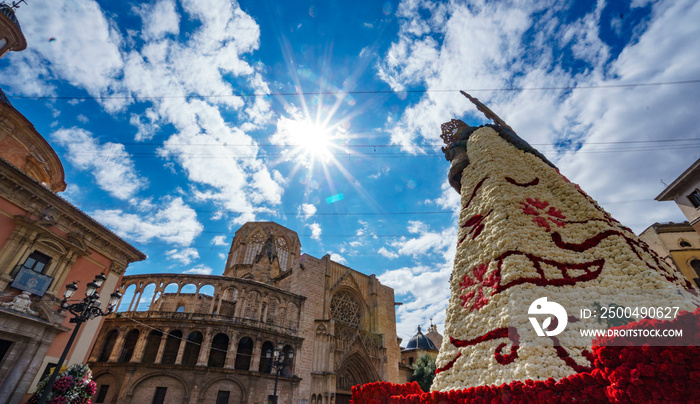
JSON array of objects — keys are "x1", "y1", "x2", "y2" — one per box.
[
  {"x1": 52, "y1": 137, "x2": 700, "y2": 147},
  {"x1": 6, "y1": 79, "x2": 700, "y2": 101}
]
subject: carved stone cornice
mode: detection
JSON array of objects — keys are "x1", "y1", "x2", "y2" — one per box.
[{"x1": 0, "y1": 158, "x2": 146, "y2": 265}]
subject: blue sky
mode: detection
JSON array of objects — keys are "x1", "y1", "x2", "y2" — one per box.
[{"x1": 2, "y1": 0, "x2": 700, "y2": 341}]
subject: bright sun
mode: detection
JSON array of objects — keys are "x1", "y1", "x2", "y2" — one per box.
[
  {"x1": 281, "y1": 117, "x2": 338, "y2": 166},
  {"x1": 293, "y1": 119, "x2": 333, "y2": 160}
]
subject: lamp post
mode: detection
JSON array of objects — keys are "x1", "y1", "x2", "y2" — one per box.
[
  {"x1": 37, "y1": 273, "x2": 121, "y2": 404},
  {"x1": 265, "y1": 342, "x2": 294, "y2": 404}
]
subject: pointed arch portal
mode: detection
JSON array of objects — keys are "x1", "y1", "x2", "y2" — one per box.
[{"x1": 335, "y1": 351, "x2": 380, "y2": 404}]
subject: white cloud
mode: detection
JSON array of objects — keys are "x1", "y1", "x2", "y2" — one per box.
[
  {"x1": 407, "y1": 220, "x2": 429, "y2": 234},
  {"x1": 379, "y1": 262, "x2": 451, "y2": 341},
  {"x1": 329, "y1": 252, "x2": 348, "y2": 265},
  {"x1": 93, "y1": 197, "x2": 203, "y2": 246},
  {"x1": 377, "y1": 0, "x2": 700, "y2": 233},
  {"x1": 307, "y1": 222, "x2": 322, "y2": 241},
  {"x1": 0, "y1": 0, "x2": 124, "y2": 105},
  {"x1": 348, "y1": 220, "x2": 375, "y2": 248},
  {"x1": 4, "y1": 0, "x2": 284, "y2": 225},
  {"x1": 378, "y1": 247, "x2": 399, "y2": 259},
  {"x1": 135, "y1": 0, "x2": 180, "y2": 41},
  {"x1": 166, "y1": 247, "x2": 199, "y2": 265},
  {"x1": 298, "y1": 203, "x2": 317, "y2": 220},
  {"x1": 426, "y1": 181, "x2": 461, "y2": 214},
  {"x1": 390, "y1": 222, "x2": 456, "y2": 258},
  {"x1": 212, "y1": 235, "x2": 228, "y2": 246},
  {"x1": 369, "y1": 166, "x2": 390, "y2": 179},
  {"x1": 51, "y1": 128, "x2": 146, "y2": 200},
  {"x1": 184, "y1": 264, "x2": 213, "y2": 275}
]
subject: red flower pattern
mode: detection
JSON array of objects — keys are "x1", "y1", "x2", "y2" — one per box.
[
  {"x1": 351, "y1": 309, "x2": 700, "y2": 404},
  {"x1": 520, "y1": 197, "x2": 566, "y2": 232},
  {"x1": 458, "y1": 263, "x2": 499, "y2": 312}
]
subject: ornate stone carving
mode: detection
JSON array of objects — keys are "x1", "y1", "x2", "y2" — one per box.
[
  {"x1": 1, "y1": 291, "x2": 38, "y2": 316},
  {"x1": 337, "y1": 368, "x2": 355, "y2": 391},
  {"x1": 330, "y1": 291, "x2": 361, "y2": 328}
]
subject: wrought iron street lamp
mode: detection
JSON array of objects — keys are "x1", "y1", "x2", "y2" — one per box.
[
  {"x1": 37, "y1": 273, "x2": 120, "y2": 404},
  {"x1": 266, "y1": 341, "x2": 294, "y2": 404}
]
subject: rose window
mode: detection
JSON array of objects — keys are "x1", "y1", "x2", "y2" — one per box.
[{"x1": 330, "y1": 291, "x2": 361, "y2": 328}]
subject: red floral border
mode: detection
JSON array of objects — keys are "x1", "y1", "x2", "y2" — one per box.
[{"x1": 352, "y1": 309, "x2": 700, "y2": 404}]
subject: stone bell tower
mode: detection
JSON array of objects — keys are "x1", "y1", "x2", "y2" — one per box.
[
  {"x1": 0, "y1": 2, "x2": 27, "y2": 59},
  {"x1": 223, "y1": 222, "x2": 301, "y2": 284}
]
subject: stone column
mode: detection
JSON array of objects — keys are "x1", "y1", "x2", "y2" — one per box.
[
  {"x1": 108, "y1": 327, "x2": 128, "y2": 362},
  {"x1": 216, "y1": 294, "x2": 224, "y2": 315},
  {"x1": 130, "y1": 329, "x2": 149, "y2": 363},
  {"x1": 48, "y1": 252, "x2": 79, "y2": 296},
  {"x1": 175, "y1": 330, "x2": 189, "y2": 364},
  {"x1": 154, "y1": 330, "x2": 168, "y2": 364},
  {"x1": 196, "y1": 330, "x2": 213, "y2": 366},
  {"x1": 249, "y1": 338, "x2": 262, "y2": 371},
  {"x1": 0, "y1": 225, "x2": 31, "y2": 277},
  {"x1": 224, "y1": 332, "x2": 238, "y2": 369}
]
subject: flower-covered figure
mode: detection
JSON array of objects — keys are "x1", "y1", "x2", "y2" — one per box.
[
  {"x1": 433, "y1": 117, "x2": 699, "y2": 392},
  {"x1": 28, "y1": 364, "x2": 95, "y2": 404}
]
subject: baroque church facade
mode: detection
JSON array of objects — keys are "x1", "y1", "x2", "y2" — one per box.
[
  {"x1": 88, "y1": 222, "x2": 402, "y2": 404},
  {"x1": 0, "y1": 5, "x2": 145, "y2": 403}
]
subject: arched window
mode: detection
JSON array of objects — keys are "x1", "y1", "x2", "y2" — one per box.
[
  {"x1": 208, "y1": 333, "x2": 229, "y2": 368},
  {"x1": 176, "y1": 305, "x2": 185, "y2": 313},
  {"x1": 161, "y1": 330, "x2": 182, "y2": 364},
  {"x1": 691, "y1": 259, "x2": 700, "y2": 278},
  {"x1": 141, "y1": 330, "x2": 163, "y2": 364},
  {"x1": 234, "y1": 337, "x2": 254, "y2": 370},
  {"x1": 182, "y1": 331, "x2": 203, "y2": 366},
  {"x1": 330, "y1": 291, "x2": 361, "y2": 328},
  {"x1": 281, "y1": 345, "x2": 295, "y2": 377},
  {"x1": 118, "y1": 329, "x2": 140, "y2": 362},
  {"x1": 97, "y1": 329, "x2": 118, "y2": 362},
  {"x1": 258, "y1": 341, "x2": 275, "y2": 373}
]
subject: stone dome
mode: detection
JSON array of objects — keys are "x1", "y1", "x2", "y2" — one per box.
[{"x1": 404, "y1": 326, "x2": 437, "y2": 351}]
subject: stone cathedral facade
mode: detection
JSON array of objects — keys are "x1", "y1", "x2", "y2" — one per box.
[{"x1": 88, "y1": 222, "x2": 402, "y2": 404}]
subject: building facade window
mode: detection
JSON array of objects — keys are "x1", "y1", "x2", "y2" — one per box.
[
  {"x1": 95, "y1": 385, "x2": 110, "y2": 403},
  {"x1": 259, "y1": 341, "x2": 274, "y2": 373},
  {"x1": 151, "y1": 387, "x2": 167, "y2": 404},
  {"x1": 20, "y1": 250, "x2": 51, "y2": 274},
  {"x1": 176, "y1": 305, "x2": 185, "y2": 312},
  {"x1": 161, "y1": 330, "x2": 182, "y2": 365},
  {"x1": 691, "y1": 259, "x2": 700, "y2": 277},
  {"x1": 281, "y1": 345, "x2": 295, "y2": 377},
  {"x1": 208, "y1": 333, "x2": 229, "y2": 368},
  {"x1": 97, "y1": 330, "x2": 119, "y2": 362},
  {"x1": 118, "y1": 329, "x2": 140, "y2": 362},
  {"x1": 182, "y1": 331, "x2": 203, "y2": 366},
  {"x1": 330, "y1": 291, "x2": 362, "y2": 328},
  {"x1": 688, "y1": 189, "x2": 700, "y2": 208},
  {"x1": 142, "y1": 331, "x2": 163, "y2": 364},
  {"x1": 216, "y1": 390, "x2": 230, "y2": 404},
  {"x1": 234, "y1": 337, "x2": 254, "y2": 370},
  {"x1": 0, "y1": 339, "x2": 11, "y2": 364}
]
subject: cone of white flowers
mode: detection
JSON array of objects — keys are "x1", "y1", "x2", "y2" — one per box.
[{"x1": 431, "y1": 123, "x2": 699, "y2": 392}]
